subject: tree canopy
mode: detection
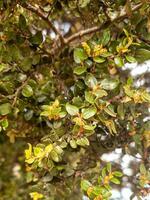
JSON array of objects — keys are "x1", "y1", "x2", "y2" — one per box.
[{"x1": 0, "y1": 0, "x2": 150, "y2": 200}]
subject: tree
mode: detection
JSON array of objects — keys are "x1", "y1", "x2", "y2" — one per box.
[{"x1": 0, "y1": 0, "x2": 150, "y2": 199}]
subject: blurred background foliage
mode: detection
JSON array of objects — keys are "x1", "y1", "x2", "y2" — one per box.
[{"x1": 0, "y1": 0, "x2": 150, "y2": 199}]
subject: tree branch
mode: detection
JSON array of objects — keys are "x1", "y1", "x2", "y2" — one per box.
[
  {"x1": 12, "y1": 76, "x2": 31, "y2": 107},
  {"x1": 21, "y1": 2, "x2": 143, "y2": 57},
  {"x1": 21, "y1": 2, "x2": 66, "y2": 45},
  {"x1": 65, "y1": 2, "x2": 143, "y2": 44},
  {"x1": 65, "y1": 21, "x2": 110, "y2": 44}
]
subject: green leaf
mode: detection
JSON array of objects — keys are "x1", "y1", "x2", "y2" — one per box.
[
  {"x1": 82, "y1": 106, "x2": 97, "y2": 119},
  {"x1": 93, "y1": 57, "x2": 105, "y2": 63},
  {"x1": 73, "y1": 65, "x2": 87, "y2": 75},
  {"x1": 32, "y1": 55, "x2": 40, "y2": 65},
  {"x1": 66, "y1": 103, "x2": 79, "y2": 116},
  {"x1": 64, "y1": 166, "x2": 74, "y2": 177},
  {"x1": 92, "y1": 186, "x2": 103, "y2": 196},
  {"x1": 26, "y1": 172, "x2": 33, "y2": 183},
  {"x1": 117, "y1": 103, "x2": 125, "y2": 120},
  {"x1": 83, "y1": 124, "x2": 96, "y2": 131},
  {"x1": 24, "y1": 110, "x2": 34, "y2": 121},
  {"x1": 101, "y1": 29, "x2": 111, "y2": 46},
  {"x1": 54, "y1": 146, "x2": 63, "y2": 155},
  {"x1": 127, "y1": 77, "x2": 133, "y2": 86},
  {"x1": 22, "y1": 85, "x2": 33, "y2": 97},
  {"x1": 78, "y1": 0, "x2": 91, "y2": 8},
  {"x1": 141, "y1": 91, "x2": 150, "y2": 103},
  {"x1": 101, "y1": 52, "x2": 113, "y2": 57},
  {"x1": 81, "y1": 179, "x2": 92, "y2": 191},
  {"x1": 1, "y1": 119, "x2": 9, "y2": 129},
  {"x1": 30, "y1": 31, "x2": 43, "y2": 45},
  {"x1": 60, "y1": 141, "x2": 68, "y2": 148},
  {"x1": 103, "y1": 191, "x2": 112, "y2": 198},
  {"x1": 104, "y1": 184, "x2": 112, "y2": 191},
  {"x1": 9, "y1": 45, "x2": 22, "y2": 61},
  {"x1": 20, "y1": 57, "x2": 32, "y2": 71},
  {"x1": 47, "y1": 159, "x2": 54, "y2": 170},
  {"x1": 125, "y1": 55, "x2": 136, "y2": 63},
  {"x1": 110, "y1": 120, "x2": 117, "y2": 134},
  {"x1": 107, "y1": 163, "x2": 111, "y2": 172},
  {"x1": 50, "y1": 150, "x2": 59, "y2": 162},
  {"x1": 0, "y1": 103, "x2": 12, "y2": 115},
  {"x1": 0, "y1": 64, "x2": 5, "y2": 72},
  {"x1": 114, "y1": 56, "x2": 124, "y2": 67},
  {"x1": 93, "y1": 89, "x2": 108, "y2": 98},
  {"x1": 59, "y1": 111, "x2": 67, "y2": 118},
  {"x1": 101, "y1": 78, "x2": 119, "y2": 90},
  {"x1": 123, "y1": 85, "x2": 134, "y2": 97},
  {"x1": 110, "y1": 177, "x2": 120, "y2": 184},
  {"x1": 123, "y1": 29, "x2": 129, "y2": 38},
  {"x1": 19, "y1": 14, "x2": 26, "y2": 29},
  {"x1": 70, "y1": 139, "x2": 77, "y2": 148},
  {"x1": 73, "y1": 48, "x2": 88, "y2": 63},
  {"x1": 105, "y1": 120, "x2": 117, "y2": 134},
  {"x1": 17, "y1": 73, "x2": 27, "y2": 82},
  {"x1": 72, "y1": 97, "x2": 83, "y2": 107},
  {"x1": 101, "y1": 168, "x2": 106, "y2": 177},
  {"x1": 76, "y1": 137, "x2": 89, "y2": 146},
  {"x1": 85, "y1": 73, "x2": 97, "y2": 88},
  {"x1": 104, "y1": 105, "x2": 116, "y2": 117},
  {"x1": 140, "y1": 163, "x2": 146, "y2": 175},
  {"x1": 135, "y1": 49, "x2": 150, "y2": 62},
  {"x1": 113, "y1": 171, "x2": 123, "y2": 177},
  {"x1": 85, "y1": 91, "x2": 95, "y2": 104}
]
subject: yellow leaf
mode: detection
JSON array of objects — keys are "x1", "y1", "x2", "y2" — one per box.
[
  {"x1": 87, "y1": 186, "x2": 93, "y2": 197},
  {"x1": 94, "y1": 195, "x2": 103, "y2": 200},
  {"x1": 73, "y1": 117, "x2": 85, "y2": 126},
  {"x1": 33, "y1": 147, "x2": 44, "y2": 157},
  {"x1": 41, "y1": 99, "x2": 61, "y2": 120},
  {"x1": 53, "y1": 99, "x2": 59, "y2": 107},
  {"x1": 6, "y1": 129, "x2": 18, "y2": 143},
  {"x1": 104, "y1": 120, "x2": 117, "y2": 135},
  {"x1": 29, "y1": 192, "x2": 43, "y2": 200},
  {"x1": 93, "y1": 44, "x2": 107, "y2": 57},
  {"x1": 25, "y1": 143, "x2": 32, "y2": 160},
  {"x1": 26, "y1": 157, "x2": 35, "y2": 164},
  {"x1": 45, "y1": 144, "x2": 53, "y2": 155},
  {"x1": 82, "y1": 42, "x2": 91, "y2": 56}
]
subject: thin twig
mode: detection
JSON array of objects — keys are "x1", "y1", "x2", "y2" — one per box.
[
  {"x1": 21, "y1": 2, "x2": 66, "y2": 45},
  {"x1": 0, "y1": 76, "x2": 30, "y2": 105},
  {"x1": 12, "y1": 76, "x2": 31, "y2": 107}
]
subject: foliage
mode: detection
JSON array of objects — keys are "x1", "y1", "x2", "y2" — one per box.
[
  {"x1": 0, "y1": 0, "x2": 150, "y2": 199},
  {"x1": 81, "y1": 163, "x2": 123, "y2": 200}
]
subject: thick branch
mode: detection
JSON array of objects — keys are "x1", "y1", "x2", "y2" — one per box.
[
  {"x1": 65, "y1": 21, "x2": 109, "y2": 44},
  {"x1": 21, "y1": 3, "x2": 66, "y2": 45},
  {"x1": 65, "y1": 2, "x2": 143, "y2": 44},
  {"x1": 21, "y1": 2, "x2": 143, "y2": 56}
]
